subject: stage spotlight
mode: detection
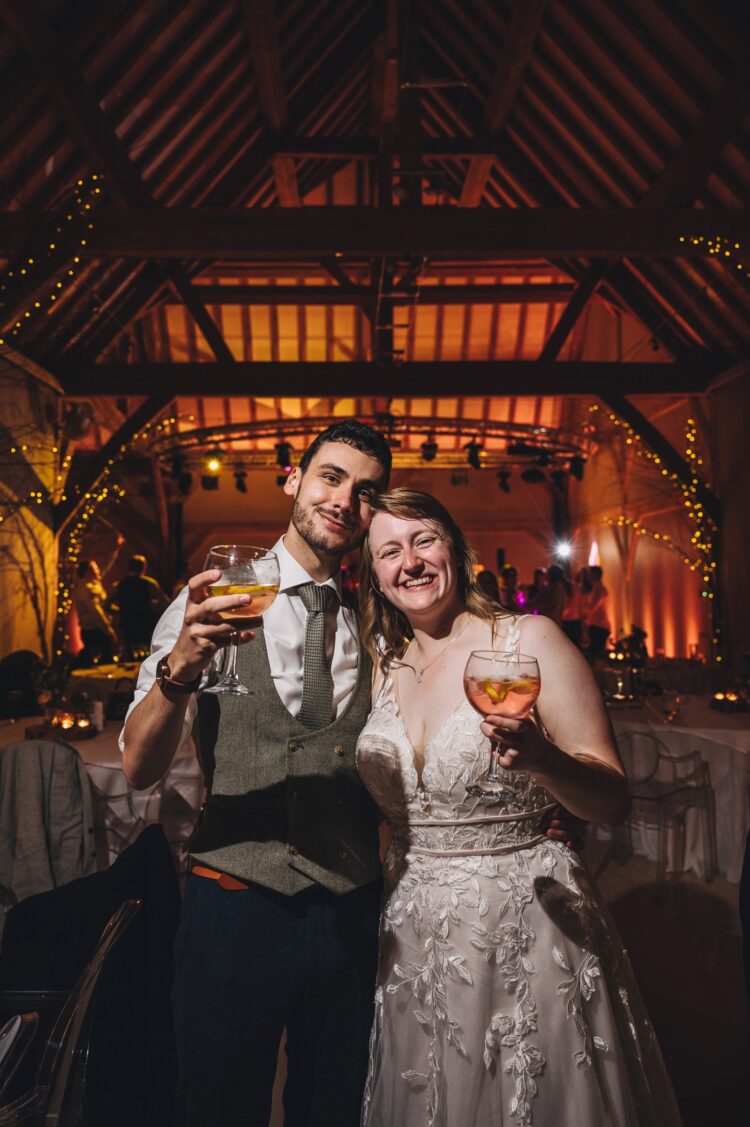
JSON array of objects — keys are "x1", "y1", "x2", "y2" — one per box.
[
  {"x1": 234, "y1": 470, "x2": 248, "y2": 494},
  {"x1": 464, "y1": 439, "x2": 483, "y2": 470},
  {"x1": 550, "y1": 469, "x2": 566, "y2": 493},
  {"x1": 275, "y1": 441, "x2": 293, "y2": 471},
  {"x1": 520, "y1": 467, "x2": 545, "y2": 484},
  {"x1": 497, "y1": 470, "x2": 511, "y2": 493},
  {"x1": 569, "y1": 455, "x2": 585, "y2": 481},
  {"x1": 421, "y1": 437, "x2": 438, "y2": 462},
  {"x1": 200, "y1": 474, "x2": 219, "y2": 491},
  {"x1": 554, "y1": 541, "x2": 572, "y2": 560},
  {"x1": 205, "y1": 450, "x2": 223, "y2": 475}
]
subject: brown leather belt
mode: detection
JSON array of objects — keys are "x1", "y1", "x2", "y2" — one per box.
[{"x1": 191, "y1": 863, "x2": 249, "y2": 891}]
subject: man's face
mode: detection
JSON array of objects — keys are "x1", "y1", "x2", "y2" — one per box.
[{"x1": 284, "y1": 441, "x2": 388, "y2": 558}]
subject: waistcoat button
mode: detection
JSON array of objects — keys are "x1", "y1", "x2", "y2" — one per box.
[
  {"x1": 338, "y1": 847, "x2": 349, "y2": 860},
  {"x1": 287, "y1": 843, "x2": 299, "y2": 855},
  {"x1": 334, "y1": 745, "x2": 344, "y2": 756},
  {"x1": 288, "y1": 739, "x2": 299, "y2": 751},
  {"x1": 290, "y1": 790, "x2": 299, "y2": 802}
]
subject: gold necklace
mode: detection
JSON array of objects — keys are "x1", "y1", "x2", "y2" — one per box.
[{"x1": 409, "y1": 615, "x2": 470, "y2": 683}]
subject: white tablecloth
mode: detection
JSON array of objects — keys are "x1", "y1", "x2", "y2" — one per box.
[
  {"x1": 609, "y1": 696, "x2": 750, "y2": 882},
  {"x1": 0, "y1": 718, "x2": 205, "y2": 868}
]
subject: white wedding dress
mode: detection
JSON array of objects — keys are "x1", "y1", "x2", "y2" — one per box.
[{"x1": 356, "y1": 617, "x2": 683, "y2": 1127}]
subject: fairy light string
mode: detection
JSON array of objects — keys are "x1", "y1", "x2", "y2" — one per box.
[
  {"x1": 589, "y1": 403, "x2": 721, "y2": 660},
  {"x1": 0, "y1": 174, "x2": 104, "y2": 347}
]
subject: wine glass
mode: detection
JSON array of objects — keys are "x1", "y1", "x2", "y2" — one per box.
[
  {"x1": 463, "y1": 650, "x2": 541, "y2": 798},
  {"x1": 202, "y1": 545, "x2": 280, "y2": 696}
]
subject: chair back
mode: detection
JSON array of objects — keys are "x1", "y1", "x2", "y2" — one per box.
[
  {"x1": 0, "y1": 901, "x2": 139, "y2": 1125},
  {"x1": 0, "y1": 742, "x2": 96, "y2": 922},
  {"x1": 0, "y1": 1015, "x2": 38, "y2": 1102},
  {"x1": 616, "y1": 729, "x2": 666, "y2": 785}
]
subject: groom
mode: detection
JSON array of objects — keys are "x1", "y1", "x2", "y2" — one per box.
[{"x1": 122, "y1": 420, "x2": 392, "y2": 1127}]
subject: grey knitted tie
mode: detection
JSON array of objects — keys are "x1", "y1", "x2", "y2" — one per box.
[{"x1": 297, "y1": 582, "x2": 335, "y2": 729}]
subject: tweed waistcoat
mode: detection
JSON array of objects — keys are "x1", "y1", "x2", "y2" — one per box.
[{"x1": 189, "y1": 620, "x2": 380, "y2": 895}]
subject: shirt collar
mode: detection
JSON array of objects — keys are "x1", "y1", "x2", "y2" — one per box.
[{"x1": 272, "y1": 536, "x2": 342, "y2": 602}]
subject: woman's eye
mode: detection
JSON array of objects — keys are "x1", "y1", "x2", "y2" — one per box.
[{"x1": 417, "y1": 537, "x2": 436, "y2": 549}]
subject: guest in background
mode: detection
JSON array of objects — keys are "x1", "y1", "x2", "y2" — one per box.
[
  {"x1": 561, "y1": 567, "x2": 586, "y2": 649},
  {"x1": 532, "y1": 563, "x2": 567, "y2": 626},
  {"x1": 498, "y1": 564, "x2": 520, "y2": 611},
  {"x1": 526, "y1": 565, "x2": 548, "y2": 608},
  {"x1": 113, "y1": 554, "x2": 169, "y2": 660},
  {"x1": 584, "y1": 564, "x2": 611, "y2": 661},
  {"x1": 72, "y1": 535, "x2": 124, "y2": 666},
  {"x1": 475, "y1": 567, "x2": 501, "y2": 604}
]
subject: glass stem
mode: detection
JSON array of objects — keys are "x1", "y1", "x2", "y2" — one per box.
[
  {"x1": 487, "y1": 738, "x2": 501, "y2": 782},
  {"x1": 223, "y1": 635, "x2": 240, "y2": 685}
]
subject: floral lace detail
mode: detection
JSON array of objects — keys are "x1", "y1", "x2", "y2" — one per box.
[{"x1": 357, "y1": 614, "x2": 684, "y2": 1127}]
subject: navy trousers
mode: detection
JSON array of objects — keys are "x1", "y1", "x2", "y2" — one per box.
[{"x1": 173, "y1": 872, "x2": 382, "y2": 1127}]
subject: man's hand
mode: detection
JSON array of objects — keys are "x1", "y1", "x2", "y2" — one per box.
[
  {"x1": 168, "y1": 569, "x2": 256, "y2": 682},
  {"x1": 538, "y1": 804, "x2": 588, "y2": 852}
]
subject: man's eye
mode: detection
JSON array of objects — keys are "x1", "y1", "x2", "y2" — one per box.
[
  {"x1": 322, "y1": 473, "x2": 339, "y2": 483},
  {"x1": 358, "y1": 488, "x2": 373, "y2": 500}
]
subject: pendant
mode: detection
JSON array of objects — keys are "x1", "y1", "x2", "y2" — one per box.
[{"x1": 416, "y1": 670, "x2": 424, "y2": 684}]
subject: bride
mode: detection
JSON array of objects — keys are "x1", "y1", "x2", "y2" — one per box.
[{"x1": 355, "y1": 489, "x2": 682, "y2": 1127}]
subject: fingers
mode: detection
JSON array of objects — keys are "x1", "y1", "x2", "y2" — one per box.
[{"x1": 188, "y1": 569, "x2": 222, "y2": 601}]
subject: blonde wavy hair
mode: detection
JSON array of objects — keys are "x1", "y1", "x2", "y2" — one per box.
[{"x1": 359, "y1": 488, "x2": 509, "y2": 665}]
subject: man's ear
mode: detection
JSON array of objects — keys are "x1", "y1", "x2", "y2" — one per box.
[{"x1": 283, "y1": 466, "x2": 301, "y2": 498}]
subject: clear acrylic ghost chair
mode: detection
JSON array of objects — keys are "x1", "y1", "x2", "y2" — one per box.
[
  {"x1": 0, "y1": 1016, "x2": 38, "y2": 1104},
  {"x1": 0, "y1": 899, "x2": 140, "y2": 1125},
  {"x1": 617, "y1": 729, "x2": 719, "y2": 884}
]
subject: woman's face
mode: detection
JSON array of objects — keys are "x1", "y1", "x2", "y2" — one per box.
[{"x1": 368, "y1": 511, "x2": 459, "y2": 622}]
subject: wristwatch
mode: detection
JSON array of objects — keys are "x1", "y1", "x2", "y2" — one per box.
[{"x1": 156, "y1": 655, "x2": 201, "y2": 697}]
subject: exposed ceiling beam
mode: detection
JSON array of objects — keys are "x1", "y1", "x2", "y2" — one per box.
[
  {"x1": 0, "y1": 0, "x2": 234, "y2": 365},
  {"x1": 460, "y1": 0, "x2": 548, "y2": 206},
  {"x1": 538, "y1": 54, "x2": 750, "y2": 360},
  {"x1": 277, "y1": 137, "x2": 505, "y2": 159},
  {"x1": 57, "y1": 359, "x2": 719, "y2": 398},
  {"x1": 1, "y1": 207, "x2": 741, "y2": 259},
  {"x1": 600, "y1": 393, "x2": 719, "y2": 525},
  {"x1": 53, "y1": 393, "x2": 174, "y2": 535},
  {"x1": 241, "y1": 0, "x2": 300, "y2": 206},
  {"x1": 171, "y1": 282, "x2": 575, "y2": 305}
]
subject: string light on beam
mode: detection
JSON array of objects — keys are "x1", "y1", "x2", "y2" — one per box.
[
  {"x1": 678, "y1": 233, "x2": 750, "y2": 280},
  {"x1": 0, "y1": 174, "x2": 104, "y2": 347}
]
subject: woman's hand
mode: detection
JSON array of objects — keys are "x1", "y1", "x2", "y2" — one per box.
[
  {"x1": 168, "y1": 569, "x2": 256, "y2": 682},
  {"x1": 479, "y1": 714, "x2": 551, "y2": 772}
]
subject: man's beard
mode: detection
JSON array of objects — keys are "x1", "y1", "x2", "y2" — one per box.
[{"x1": 291, "y1": 499, "x2": 365, "y2": 557}]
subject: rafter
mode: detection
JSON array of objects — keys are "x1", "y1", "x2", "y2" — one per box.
[
  {"x1": 538, "y1": 54, "x2": 750, "y2": 360},
  {"x1": 170, "y1": 282, "x2": 574, "y2": 305},
  {"x1": 241, "y1": 0, "x2": 300, "y2": 206},
  {"x1": 460, "y1": 0, "x2": 548, "y2": 207},
  {"x1": 1, "y1": 207, "x2": 742, "y2": 259},
  {"x1": 600, "y1": 393, "x2": 719, "y2": 525},
  {"x1": 0, "y1": 0, "x2": 234, "y2": 365},
  {"x1": 55, "y1": 359, "x2": 719, "y2": 398},
  {"x1": 53, "y1": 394, "x2": 174, "y2": 535}
]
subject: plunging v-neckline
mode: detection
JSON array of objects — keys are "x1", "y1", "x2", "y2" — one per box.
[{"x1": 389, "y1": 666, "x2": 469, "y2": 790}]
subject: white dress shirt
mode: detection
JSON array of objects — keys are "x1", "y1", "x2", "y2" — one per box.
[{"x1": 119, "y1": 536, "x2": 360, "y2": 754}]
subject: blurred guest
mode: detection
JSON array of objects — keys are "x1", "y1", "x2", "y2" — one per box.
[
  {"x1": 72, "y1": 537, "x2": 123, "y2": 665},
  {"x1": 526, "y1": 566, "x2": 548, "y2": 608},
  {"x1": 113, "y1": 554, "x2": 169, "y2": 660},
  {"x1": 584, "y1": 564, "x2": 611, "y2": 660},
  {"x1": 475, "y1": 568, "x2": 501, "y2": 604},
  {"x1": 532, "y1": 563, "x2": 567, "y2": 625},
  {"x1": 561, "y1": 567, "x2": 586, "y2": 649},
  {"x1": 498, "y1": 564, "x2": 520, "y2": 611}
]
